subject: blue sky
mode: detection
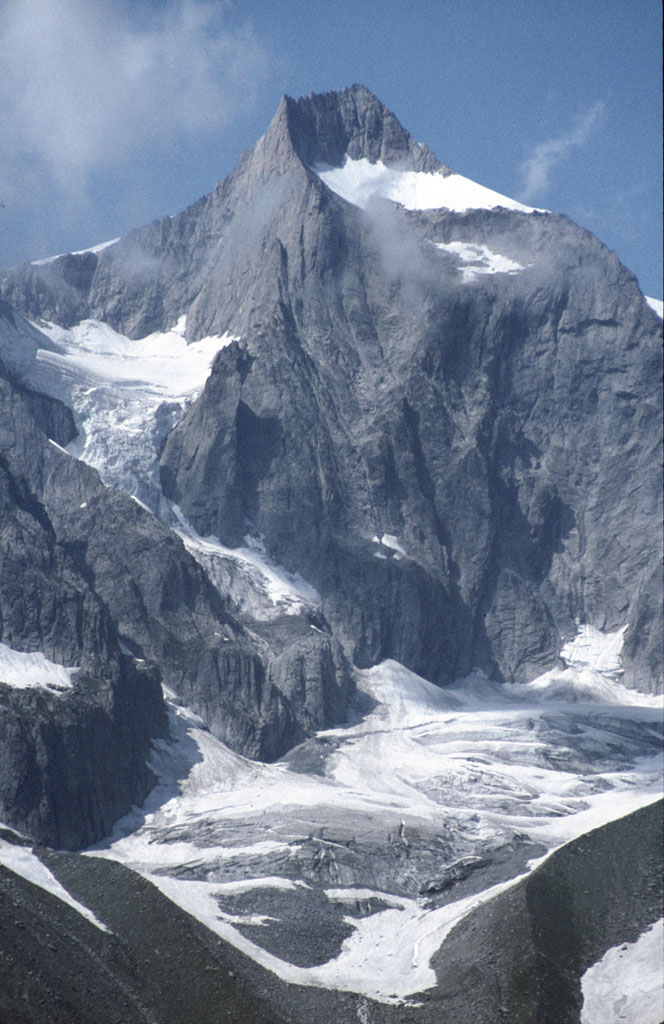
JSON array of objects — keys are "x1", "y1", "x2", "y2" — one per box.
[{"x1": 1, "y1": 0, "x2": 661, "y2": 297}]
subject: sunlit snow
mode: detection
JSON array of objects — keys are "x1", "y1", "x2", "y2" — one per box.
[
  {"x1": 31, "y1": 237, "x2": 120, "y2": 266},
  {"x1": 0, "y1": 837, "x2": 109, "y2": 931},
  {"x1": 145, "y1": 864, "x2": 535, "y2": 1002},
  {"x1": 581, "y1": 918, "x2": 664, "y2": 1024},
  {"x1": 645, "y1": 295, "x2": 663, "y2": 319},
  {"x1": 29, "y1": 316, "x2": 235, "y2": 517},
  {"x1": 316, "y1": 157, "x2": 541, "y2": 214},
  {"x1": 37, "y1": 316, "x2": 233, "y2": 399},
  {"x1": 372, "y1": 533, "x2": 407, "y2": 559},
  {"x1": 0, "y1": 642, "x2": 77, "y2": 693},
  {"x1": 86, "y1": 623, "x2": 662, "y2": 1002},
  {"x1": 172, "y1": 510, "x2": 322, "y2": 619},
  {"x1": 432, "y1": 240, "x2": 526, "y2": 281}
]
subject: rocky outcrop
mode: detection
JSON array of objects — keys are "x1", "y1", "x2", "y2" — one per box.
[
  {"x1": 0, "y1": 299, "x2": 356, "y2": 807},
  {"x1": 428, "y1": 797, "x2": 663, "y2": 1024},
  {"x1": 0, "y1": 662, "x2": 163, "y2": 850},
  {"x1": 0, "y1": 360, "x2": 167, "y2": 848},
  {"x1": 0, "y1": 842, "x2": 288, "y2": 1024}
]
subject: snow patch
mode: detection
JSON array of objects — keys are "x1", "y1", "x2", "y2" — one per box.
[
  {"x1": 47, "y1": 438, "x2": 72, "y2": 456},
  {"x1": 433, "y1": 240, "x2": 526, "y2": 281},
  {"x1": 562, "y1": 623, "x2": 626, "y2": 676},
  {"x1": 505, "y1": 624, "x2": 663, "y2": 709},
  {"x1": 581, "y1": 918, "x2": 664, "y2": 1024},
  {"x1": 172, "y1": 510, "x2": 322, "y2": 619},
  {"x1": 316, "y1": 158, "x2": 542, "y2": 214},
  {"x1": 0, "y1": 642, "x2": 77, "y2": 693},
  {"x1": 27, "y1": 317, "x2": 236, "y2": 517},
  {"x1": 645, "y1": 295, "x2": 663, "y2": 318},
  {"x1": 372, "y1": 533, "x2": 407, "y2": 558},
  {"x1": 0, "y1": 838, "x2": 109, "y2": 932},
  {"x1": 31, "y1": 237, "x2": 120, "y2": 266}
]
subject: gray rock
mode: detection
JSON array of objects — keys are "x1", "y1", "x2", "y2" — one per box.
[
  {"x1": 0, "y1": 297, "x2": 356, "y2": 795},
  {"x1": 152, "y1": 88, "x2": 662, "y2": 690},
  {"x1": 3, "y1": 86, "x2": 660, "y2": 695},
  {"x1": 0, "y1": 359, "x2": 167, "y2": 848}
]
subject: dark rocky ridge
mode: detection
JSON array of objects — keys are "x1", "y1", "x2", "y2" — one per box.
[
  {"x1": 0, "y1": 843, "x2": 287, "y2": 1024},
  {"x1": 0, "y1": 799, "x2": 660, "y2": 1023}
]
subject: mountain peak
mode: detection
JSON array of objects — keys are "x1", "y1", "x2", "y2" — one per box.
[{"x1": 277, "y1": 84, "x2": 447, "y2": 174}]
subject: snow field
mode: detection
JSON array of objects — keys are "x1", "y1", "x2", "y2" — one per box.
[
  {"x1": 85, "y1": 624, "x2": 662, "y2": 1002},
  {"x1": 432, "y1": 240, "x2": 526, "y2": 281},
  {"x1": 580, "y1": 918, "x2": 664, "y2": 1024},
  {"x1": 0, "y1": 642, "x2": 77, "y2": 693},
  {"x1": 316, "y1": 157, "x2": 541, "y2": 214}
]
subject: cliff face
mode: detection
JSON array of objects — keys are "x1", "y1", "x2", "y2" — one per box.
[
  {"x1": 0, "y1": 84, "x2": 661, "y2": 1021},
  {"x1": 0, "y1": 296, "x2": 354, "y2": 848},
  {"x1": 0, "y1": 86, "x2": 660, "y2": 856},
  {"x1": 0, "y1": 346, "x2": 166, "y2": 848},
  {"x1": 155, "y1": 86, "x2": 661, "y2": 689}
]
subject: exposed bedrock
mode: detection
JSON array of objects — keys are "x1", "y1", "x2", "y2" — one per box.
[
  {"x1": 3, "y1": 87, "x2": 660, "y2": 690},
  {"x1": 159, "y1": 193, "x2": 662, "y2": 688},
  {"x1": 0, "y1": 362, "x2": 167, "y2": 848},
  {"x1": 0, "y1": 334, "x2": 352, "y2": 848}
]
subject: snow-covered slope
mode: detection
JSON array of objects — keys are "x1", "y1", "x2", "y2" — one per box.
[
  {"x1": 30, "y1": 315, "x2": 235, "y2": 514},
  {"x1": 315, "y1": 157, "x2": 541, "y2": 213},
  {"x1": 87, "y1": 628, "x2": 662, "y2": 1004},
  {"x1": 581, "y1": 918, "x2": 664, "y2": 1024},
  {"x1": 0, "y1": 835, "x2": 108, "y2": 931},
  {"x1": 0, "y1": 642, "x2": 77, "y2": 693}
]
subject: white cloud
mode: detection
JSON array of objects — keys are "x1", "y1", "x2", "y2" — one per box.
[
  {"x1": 520, "y1": 102, "x2": 605, "y2": 201},
  {"x1": 0, "y1": 0, "x2": 269, "y2": 198}
]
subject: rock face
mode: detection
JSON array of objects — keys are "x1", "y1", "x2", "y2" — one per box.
[
  {"x1": 56, "y1": 83, "x2": 656, "y2": 692},
  {"x1": 0, "y1": 347, "x2": 166, "y2": 848},
  {"x1": 157, "y1": 89, "x2": 661, "y2": 689},
  {"x1": 0, "y1": 84, "x2": 661, "y2": 1021},
  {"x1": 0, "y1": 298, "x2": 354, "y2": 845},
  {"x1": 0, "y1": 84, "x2": 661, "y2": 847}
]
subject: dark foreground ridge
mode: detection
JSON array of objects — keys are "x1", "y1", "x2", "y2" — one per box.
[{"x1": 0, "y1": 799, "x2": 660, "y2": 1023}]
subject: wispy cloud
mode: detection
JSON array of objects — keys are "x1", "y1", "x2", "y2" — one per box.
[
  {"x1": 0, "y1": 0, "x2": 269, "y2": 201},
  {"x1": 520, "y1": 102, "x2": 605, "y2": 201}
]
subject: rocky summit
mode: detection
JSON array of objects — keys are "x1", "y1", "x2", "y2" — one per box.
[{"x1": 0, "y1": 86, "x2": 662, "y2": 1023}]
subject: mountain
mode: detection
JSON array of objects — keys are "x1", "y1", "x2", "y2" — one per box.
[{"x1": 0, "y1": 85, "x2": 662, "y2": 1022}]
